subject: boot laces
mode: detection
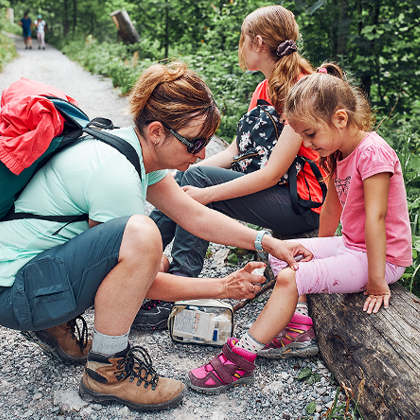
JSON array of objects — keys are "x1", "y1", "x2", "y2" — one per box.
[
  {"x1": 115, "y1": 346, "x2": 159, "y2": 390},
  {"x1": 67, "y1": 315, "x2": 88, "y2": 352}
]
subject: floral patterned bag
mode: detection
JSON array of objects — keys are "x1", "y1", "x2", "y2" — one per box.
[
  {"x1": 231, "y1": 99, "x2": 326, "y2": 215},
  {"x1": 231, "y1": 99, "x2": 294, "y2": 185}
]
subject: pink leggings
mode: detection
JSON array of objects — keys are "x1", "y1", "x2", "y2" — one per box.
[{"x1": 269, "y1": 236, "x2": 405, "y2": 296}]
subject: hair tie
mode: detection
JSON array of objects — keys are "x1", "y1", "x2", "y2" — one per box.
[
  {"x1": 318, "y1": 68, "x2": 328, "y2": 74},
  {"x1": 276, "y1": 40, "x2": 297, "y2": 58}
]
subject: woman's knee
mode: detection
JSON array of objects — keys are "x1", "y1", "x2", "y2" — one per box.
[{"x1": 120, "y1": 215, "x2": 162, "y2": 261}]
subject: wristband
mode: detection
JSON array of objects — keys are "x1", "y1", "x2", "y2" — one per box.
[{"x1": 254, "y1": 230, "x2": 272, "y2": 258}]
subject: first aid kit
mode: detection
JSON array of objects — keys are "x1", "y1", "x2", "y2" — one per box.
[{"x1": 168, "y1": 299, "x2": 234, "y2": 347}]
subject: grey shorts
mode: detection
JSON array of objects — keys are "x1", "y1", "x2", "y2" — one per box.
[{"x1": 0, "y1": 216, "x2": 130, "y2": 331}]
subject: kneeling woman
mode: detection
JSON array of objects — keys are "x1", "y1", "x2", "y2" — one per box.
[{"x1": 0, "y1": 62, "x2": 310, "y2": 412}]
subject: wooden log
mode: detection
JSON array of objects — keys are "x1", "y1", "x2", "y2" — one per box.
[
  {"x1": 307, "y1": 283, "x2": 420, "y2": 420},
  {"x1": 110, "y1": 10, "x2": 140, "y2": 44}
]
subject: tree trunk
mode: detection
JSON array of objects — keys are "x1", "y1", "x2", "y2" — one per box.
[
  {"x1": 164, "y1": 0, "x2": 169, "y2": 58},
  {"x1": 337, "y1": 0, "x2": 349, "y2": 56},
  {"x1": 307, "y1": 283, "x2": 420, "y2": 420},
  {"x1": 72, "y1": 0, "x2": 77, "y2": 33},
  {"x1": 63, "y1": 0, "x2": 70, "y2": 35},
  {"x1": 110, "y1": 10, "x2": 140, "y2": 44}
]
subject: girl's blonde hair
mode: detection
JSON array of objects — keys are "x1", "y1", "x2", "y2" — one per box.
[
  {"x1": 284, "y1": 62, "x2": 373, "y2": 177},
  {"x1": 129, "y1": 62, "x2": 220, "y2": 140},
  {"x1": 238, "y1": 5, "x2": 313, "y2": 114}
]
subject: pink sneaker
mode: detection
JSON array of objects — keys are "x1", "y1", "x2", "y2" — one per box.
[
  {"x1": 187, "y1": 338, "x2": 257, "y2": 394},
  {"x1": 258, "y1": 313, "x2": 319, "y2": 359}
]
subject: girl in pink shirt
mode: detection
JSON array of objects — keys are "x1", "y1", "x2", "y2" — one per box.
[{"x1": 187, "y1": 62, "x2": 412, "y2": 394}]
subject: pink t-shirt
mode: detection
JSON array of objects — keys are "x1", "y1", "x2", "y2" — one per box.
[{"x1": 336, "y1": 132, "x2": 412, "y2": 267}]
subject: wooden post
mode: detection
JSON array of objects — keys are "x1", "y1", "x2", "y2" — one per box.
[{"x1": 110, "y1": 10, "x2": 140, "y2": 44}]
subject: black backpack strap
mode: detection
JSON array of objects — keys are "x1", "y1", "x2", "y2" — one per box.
[
  {"x1": 256, "y1": 99, "x2": 271, "y2": 107},
  {"x1": 288, "y1": 156, "x2": 327, "y2": 216},
  {"x1": 82, "y1": 126, "x2": 142, "y2": 179}
]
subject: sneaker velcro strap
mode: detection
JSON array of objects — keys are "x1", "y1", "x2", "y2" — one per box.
[
  {"x1": 208, "y1": 342, "x2": 256, "y2": 385},
  {"x1": 209, "y1": 356, "x2": 235, "y2": 385},
  {"x1": 221, "y1": 342, "x2": 256, "y2": 372}
]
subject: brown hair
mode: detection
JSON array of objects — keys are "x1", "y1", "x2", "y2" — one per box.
[
  {"x1": 284, "y1": 62, "x2": 373, "y2": 177},
  {"x1": 128, "y1": 61, "x2": 220, "y2": 140},
  {"x1": 238, "y1": 5, "x2": 313, "y2": 114}
]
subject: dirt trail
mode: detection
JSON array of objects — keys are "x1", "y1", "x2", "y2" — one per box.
[{"x1": 0, "y1": 32, "x2": 226, "y2": 155}]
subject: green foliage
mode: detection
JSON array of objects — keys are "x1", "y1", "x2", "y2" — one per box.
[
  {"x1": 0, "y1": 8, "x2": 17, "y2": 70},
  {"x1": 226, "y1": 246, "x2": 255, "y2": 266},
  {"x1": 381, "y1": 125, "x2": 420, "y2": 296},
  {"x1": 283, "y1": 0, "x2": 420, "y2": 135}
]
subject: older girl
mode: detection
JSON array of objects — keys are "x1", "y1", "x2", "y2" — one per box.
[{"x1": 139, "y1": 6, "x2": 325, "y2": 359}]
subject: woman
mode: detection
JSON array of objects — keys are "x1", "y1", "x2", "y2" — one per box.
[
  {"x1": 0, "y1": 62, "x2": 310, "y2": 412},
  {"x1": 140, "y1": 5, "x2": 325, "y2": 360}
]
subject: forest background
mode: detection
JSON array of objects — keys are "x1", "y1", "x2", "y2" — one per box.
[{"x1": 1, "y1": 0, "x2": 420, "y2": 297}]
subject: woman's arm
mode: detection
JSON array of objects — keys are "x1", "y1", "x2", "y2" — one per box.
[
  {"x1": 145, "y1": 261, "x2": 267, "y2": 301},
  {"x1": 147, "y1": 174, "x2": 312, "y2": 267},
  {"x1": 362, "y1": 172, "x2": 391, "y2": 314},
  {"x1": 183, "y1": 125, "x2": 302, "y2": 205},
  {"x1": 318, "y1": 178, "x2": 342, "y2": 237}
]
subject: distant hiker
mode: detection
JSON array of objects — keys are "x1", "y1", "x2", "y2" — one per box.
[
  {"x1": 19, "y1": 12, "x2": 32, "y2": 49},
  {"x1": 34, "y1": 15, "x2": 47, "y2": 50}
]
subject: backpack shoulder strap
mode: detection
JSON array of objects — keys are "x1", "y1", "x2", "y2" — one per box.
[
  {"x1": 256, "y1": 99, "x2": 271, "y2": 107},
  {"x1": 288, "y1": 156, "x2": 327, "y2": 215}
]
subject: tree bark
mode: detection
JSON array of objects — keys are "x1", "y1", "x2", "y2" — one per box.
[
  {"x1": 110, "y1": 10, "x2": 140, "y2": 44},
  {"x1": 307, "y1": 283, "x2": 420, "y2": 420}
]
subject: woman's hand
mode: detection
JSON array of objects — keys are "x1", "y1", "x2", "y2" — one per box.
[
  {"x1": 363, "y1": 282, "x2": 391, "y2": 314},
  {"x1": 266, "y1": 237, "x2": 313, "y2": 271},
  {"x1": 182, "y1": 185, "x2": 211, "y2": 205},
  {"x1": 219, "y1": 262, "x2": 267, "y2": 300}
]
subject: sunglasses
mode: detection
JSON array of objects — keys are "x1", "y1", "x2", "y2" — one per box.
[{"x1": 160, "y1": 121, "x2": 212, "y2": 154}]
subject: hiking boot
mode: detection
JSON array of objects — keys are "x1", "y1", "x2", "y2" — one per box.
[
  {"x1": 79, "y1": 345, "x2": 185, "y2": 411},
  {"x1": 258, "y1": 313, "x2": 319, "y2": 359},
  {"x1": 132, "y1": 300, "x2": 173, "y2": 331},
  {"x1": 187, "y1": 337, "x2": 256, "y2": 394},
  {"x1": 21, "y1": 315, "x2": 91, "y2": 364}
]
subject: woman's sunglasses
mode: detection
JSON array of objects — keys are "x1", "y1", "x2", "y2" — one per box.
[{"x1": 160, "y1": 121, "x2": 212, "y2": 154}]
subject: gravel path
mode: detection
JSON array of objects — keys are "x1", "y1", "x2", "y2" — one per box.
[{"x1": 0, "y1": 34, "x2": 337, "y2": 420}]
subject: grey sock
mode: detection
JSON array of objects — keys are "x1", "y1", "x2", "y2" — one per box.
[{"x1": 91, "y1": 328, "x2": 129, "y2": 357}]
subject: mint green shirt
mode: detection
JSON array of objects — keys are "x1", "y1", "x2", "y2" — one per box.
[{"x1": 0, "y1": 126, "x2": 167, "y2": 286}]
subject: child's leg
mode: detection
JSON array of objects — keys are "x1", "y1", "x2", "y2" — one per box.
[
  {"x1": 248, "y1": 268, "x2": 298, "y2": 343},
  {"x1": 188, "y1": 268, "x2": 299, "y2": 394}
]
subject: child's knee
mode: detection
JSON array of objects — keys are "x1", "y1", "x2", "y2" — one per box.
[{"x1": 274, "y1": 268, "x2": 297, "y2": 292}]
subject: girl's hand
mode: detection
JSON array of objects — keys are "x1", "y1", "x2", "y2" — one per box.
[
  {"x1": 363, "y1": 283, "x2": 391, "y2": 314},
  {"x1": 219, "y1": 262, "x2": 267, "y2": 300},
  {"x1": 182, "y1": 185, "x2": 210, "y2": 205}
]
